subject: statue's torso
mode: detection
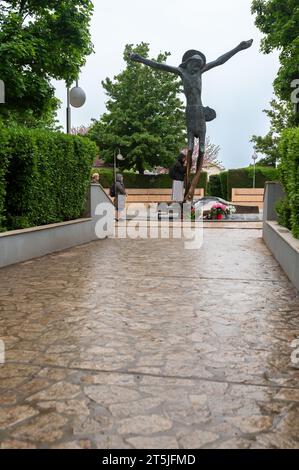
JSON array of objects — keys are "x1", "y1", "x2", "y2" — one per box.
[{"x1": 181, "y1": 70, "x2": 203, "y2": 107}]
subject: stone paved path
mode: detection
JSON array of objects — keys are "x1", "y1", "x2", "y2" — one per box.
[{"x1": 0, "y1": 228, "x2": 299, "y2": 449}]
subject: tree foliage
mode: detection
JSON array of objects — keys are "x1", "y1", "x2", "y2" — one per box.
[
  {"x1": 251, "y1": 0, "x2": 299, "y2": 162},
  {"x1": 251, "y1": 0, "x2": 299, "y2": 101},
  {"x1": 251, "y1": 98, "x2": 295, "y2": 166},
  {"x1": 277, "y1": 127, "x2": 299, "y2": 238},
  {"x1": 0, "y1": 0, "x2": 94, "y2": 126},
  {"x1": 88, "y1": 43, "x2": 186, "y2": 174}
]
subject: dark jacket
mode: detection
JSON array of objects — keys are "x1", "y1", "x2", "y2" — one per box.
[
  {"x1": 114, "y1": 175, "x2": 126, "y2": 210},
  {"x1": 172, "y1": 160, "x2": 185, "y2": 181},
  {"x1": 115, "y1": 174, "x2": 126, "y2": 196}
]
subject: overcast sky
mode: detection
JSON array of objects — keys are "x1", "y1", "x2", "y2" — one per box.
[{"x1": 53, "y1": 0, "x2": 279, "y2": 169}]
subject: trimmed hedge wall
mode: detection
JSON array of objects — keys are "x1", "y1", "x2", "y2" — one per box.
[
  {"x1": 277, "y1": 128, "x2": 299, "y2": 239},
  {"x1": 92, "y1": 168, "x2": 208, "y2": 192},
  {"x1": 204, "y1": 167, "x2": 280, "y2": 201},
  {"x1": 92, "y1": 166, "x2": 279, "y2": 202},
  {"x1": 0, "y1": 125, "x2": 97, "y2": 231},
  {"x1": 217, "y1": 167, "x2": 279, "y2": 201},
  {"x1": 227, "y1": 167, "x2": 279, "y2": 200},
  {"x1": 219, "y1": 171, "x2": 229, "y2": 200},
  {"x1": 0, "y1": 127, "x2": 10, "y2": 231},
  {"x1": 207, "y1": 174, "x2": 222, "y2": 198}
]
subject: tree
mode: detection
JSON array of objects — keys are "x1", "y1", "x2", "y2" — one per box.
[
  {"x1": 88, "y1": 43, "x2": 186, "y2": 174},
  {"x1": 251, "y1": 98, "x2": 295, "y2": 166},
  {"x1": 251, "y1": 0, "x2": 299, "y2": 102},
  {"x1": 251, "y1": 0, "x2": 299, "y2": 161},
  {"x1": 192, "y1": 137, "x2": 222, "y2": 170},
  {"x1": 71, "y1": 125, "x2": 90, "y2": 136},
  {"x1": 0, "y1": 1, "x2": 94, "y2": 126}
]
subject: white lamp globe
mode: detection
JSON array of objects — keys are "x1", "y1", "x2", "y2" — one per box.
[{"x1": 70, "y1": 86, "x2": 86, "y2": 108}]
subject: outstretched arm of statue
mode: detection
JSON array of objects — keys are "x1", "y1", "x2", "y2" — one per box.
[
  {"x1": 203, "y1": 39, "x2": 253, "y2": 73},
  {"x1": 130, "y1": 53, "x2": 181, "y2": 76}
]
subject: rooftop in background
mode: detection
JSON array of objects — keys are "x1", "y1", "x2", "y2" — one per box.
[{"x1": 93, "y1": 158, "x2": 106, "y2": 168}]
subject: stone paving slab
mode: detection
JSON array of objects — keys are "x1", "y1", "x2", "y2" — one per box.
[{"x1": 0, "y1": 229, "x2": 298, "y2": 449}]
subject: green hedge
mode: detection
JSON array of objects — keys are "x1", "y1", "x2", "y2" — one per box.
[
  {"x1": 276, "y1": 197, "x2": 292, "y2": 232},
  {"x1": 219, "y1": 171, "x2": 229, "y2": 200},
  {"x1": 226, "y1": 167, "x2": 279, "y2": 200},
  {"x1": 92, "y1": 168, "x2": 208, "y2": 192},
  {"x1": 0, "y1": 125, "x2": 97, "y2": 231},
  {"x1": 206, "y1": 167, "x2": 279, "y2": 201},
  {"x1": 0, "y1": 126, "x2": 10, "y2": 231},
  {"x1": 207, "y1": 174, "x2": 222, "y2": 198},
  {"x1": 216, "y1": 167, "x2": 279, "y2": 201},
  {"x1": 277, "y1": 128, "x2": 299, "y2": 238},
  {"x1": 94, "y1": 166, "x2": 279, "y2": 200}
]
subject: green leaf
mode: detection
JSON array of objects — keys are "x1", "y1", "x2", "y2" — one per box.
[{"x1": 88, "y1": 43, "x2": 186, "y2": 173}]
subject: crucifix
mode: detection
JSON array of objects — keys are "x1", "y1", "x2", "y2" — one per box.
[{"x1": 130, "y1": 39, "x2": 253, "y2": 201}]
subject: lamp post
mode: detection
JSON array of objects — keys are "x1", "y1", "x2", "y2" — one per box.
[
  {"x1": 252, "y1": 151, "x2": 258, "y2": 189},
  {"x1": 114, "y1": 148, "x2": 124, "y2": 183},
  {"x1": 66, "y1": 80, "x2": 86, "y2": 134}
]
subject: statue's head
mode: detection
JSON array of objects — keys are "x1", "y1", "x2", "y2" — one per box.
[{"x1": 180, "y1": 50, "x2": 206, "y2": 71}]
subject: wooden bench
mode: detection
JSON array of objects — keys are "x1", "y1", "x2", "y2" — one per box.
[
  {"x1": 105, "y1": 188, "x2": 204, "y2": 204},
  {"x1": 231, "y1": 188, "x2": 264, "y2": 210}
]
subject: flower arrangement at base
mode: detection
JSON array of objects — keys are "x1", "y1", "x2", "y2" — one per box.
[
  {"x1": 209, "y1": 203, "x2": 227, "y2": 220},
  {"x1": 225, "y1": 205, "x2": 237, "y2": 217},
  {"x1": 206, "y1": 203, "x2": 237, "y2": 220}
]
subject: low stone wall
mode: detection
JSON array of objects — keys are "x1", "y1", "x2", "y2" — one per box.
[
  {"x1": 0, "y1": 184, "x2": 114, "y2": 268},
  {"x1": 263, "y1": 181, "x2": 299, "y2": 291},
  {"x1": 264, "y1": 221, "x2": 299, "y2": 291}
]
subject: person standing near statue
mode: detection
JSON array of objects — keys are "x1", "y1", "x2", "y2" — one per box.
[
  {"x1": 169, "y1": 153, "x2": 186, "y2": 203},
  {"x1": 91, "y1": 173, "x2": 100, "y2": 184},
  {"x1": 114, "y1": 174, "x2": 127, "y2": 221},
  {"x1": 130, "y1": 39, "x2": 253, "y2": 200}
]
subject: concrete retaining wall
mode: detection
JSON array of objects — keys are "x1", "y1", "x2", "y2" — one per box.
[
  {"x1": 263, "y1": 182, "x2": 299, "y2": 291},
  {"x1": 0, "y1": 184, "x2": 114, "y2": 268},
  {"x1": 264, "y1": 221, "x2": 299, "y2": 291}
]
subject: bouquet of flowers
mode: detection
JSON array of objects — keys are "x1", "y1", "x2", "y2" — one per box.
[
  {"x1": 210, "y1": 203, "x2": 227, "y2": 220},
  {"x1": 206, "y1": 203, "x2": 237, "y2": 220},
  {"x1": 225, "y1": 205, "x2": 237, "y2": 216}
]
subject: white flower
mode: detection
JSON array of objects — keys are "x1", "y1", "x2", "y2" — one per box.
[{"x1": 228, "y1": 205, "x2": 236, "y2": 214}]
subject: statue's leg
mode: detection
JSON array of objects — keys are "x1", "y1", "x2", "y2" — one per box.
[
  {"x1": 196, "y1": 147, "x2": 205, "y2": 173},
  {"x1": 184, "y1": 131, "x2": 194, "y2": 199},
  {"x1": 186, "y1": 125, "x2": 206, "y2": 201}
]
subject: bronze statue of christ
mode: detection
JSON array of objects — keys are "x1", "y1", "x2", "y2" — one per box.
[{"x1": 130, "y1": 39, "x2": 253, "y2": 200}]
